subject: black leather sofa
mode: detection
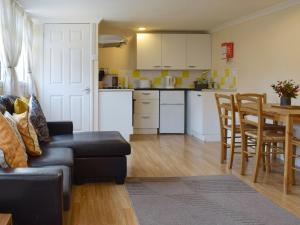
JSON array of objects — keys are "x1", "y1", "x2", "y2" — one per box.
[{"x1": 0, "y1": 101, "x2": 131, "y2": 225}]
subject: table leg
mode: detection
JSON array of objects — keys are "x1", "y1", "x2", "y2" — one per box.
[{"x1": 284, "y1": 115, "x2": 293, "y2": 194}]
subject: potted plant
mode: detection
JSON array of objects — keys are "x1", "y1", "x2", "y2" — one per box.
[{"x1": 271, "y1": 80, "x2": 299, "y2": 106}]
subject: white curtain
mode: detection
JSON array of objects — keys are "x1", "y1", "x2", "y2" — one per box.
[
  {"x1": 0, "y1": 0, "x2": 24, "y2": 96},
  {"x1": 23, "y1": 15, "x2": 37, "y2": 96}
]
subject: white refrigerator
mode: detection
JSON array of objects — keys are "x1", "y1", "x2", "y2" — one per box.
[{"x1": 159, "y1": 91, "x2": 185, "y2": 133}]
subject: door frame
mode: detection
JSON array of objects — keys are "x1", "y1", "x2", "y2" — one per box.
[{"x1": 41, "y1": 23, "x2": 99, "y2": 131}]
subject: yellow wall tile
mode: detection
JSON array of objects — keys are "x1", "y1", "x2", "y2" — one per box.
[
  {"x1": 175, "y1": 77, "x2": 182, "y2": 86},
  {"x1": 132, "y1": 70, "x2": 140, "y2": 78},
  {"x1": 181, "y1": 70, "x2": 189, "y2": 78},
  {"x1": 161, "y1": 70, "x2": 169, "y2": 77}
]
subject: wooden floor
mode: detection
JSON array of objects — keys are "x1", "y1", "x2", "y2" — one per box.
[{"x1": 64, "y1": 134, "x2": 300, "y2": 225}]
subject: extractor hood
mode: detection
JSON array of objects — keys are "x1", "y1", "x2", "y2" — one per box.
[{"x1": 98, "y1": 34, "x2": 127, "y2": 48}]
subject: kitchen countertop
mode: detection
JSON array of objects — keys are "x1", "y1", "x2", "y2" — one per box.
[
  {"x1": 134, "y1": 88, "x2": 194, "y2": 91},
  {"x1": 99, "y1": 89, "x2": 134, "y2": 92},
  {"x1": 98, "y1": 88, "x2": 236, "y2": 92}
]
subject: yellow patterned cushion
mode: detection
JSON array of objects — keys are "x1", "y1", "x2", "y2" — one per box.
[
  {"x1": 0, "y1": 113, "x2": 28, "y2": 168},
  {"x1": 13, "y1": 112, "x2": 42, "y2": 156},
  {"x1": 14, "y1": 97, "x2": 29, "y2": 114}
]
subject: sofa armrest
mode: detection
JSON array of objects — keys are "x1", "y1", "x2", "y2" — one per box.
[
  {"x1": 0, "y1": 168, "x2": 64, "y2": 225},
  {"x1": 47, "y1": 121, "x2": 73, "y2": 136}
]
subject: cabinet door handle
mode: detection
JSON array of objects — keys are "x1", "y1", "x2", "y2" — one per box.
[
  {"x1": 188, "y1": 66, "x2": 196, "y2": 68},
  {"x1": 142, "y1": 93, "x2": 150, "y2": 95},
  {"x1": 197, "y1": 94, "x2": 202, "y2": 97},
  {"x1": 142, "y1": 102, "x2": 150, "y2": 104},
  {"x1": 141, "y1": 116, "x2": 150, "y2": 119},
  {"x1": 163, "y1": 66, "x2": 172, "y2": 68},
  {"x1": 153, "y1": 65, "x2": 161, "y2": 68}
]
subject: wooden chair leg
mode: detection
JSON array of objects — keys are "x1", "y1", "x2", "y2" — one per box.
[
  {"x1": 228, "y1": 130, "x2": 235, "y2": 169},
  {"x1": 224, "y1": 129, "x2": 228, "y2": 161},
  {"x1": 272, "y1": 142, "x2": 278, "y2": 162},
  {"x1": 245, "y1": 136, "x2": 249, "y2": 162},
  {"x1": 240, "y1": 134, "x2": 247, "y2": 175},
  {"x1": 253, "y1": 140, "x2": 263, "y2": 183},
  {"x1": 265, "y1": 143, "x2": 271, "y2": 174},
  {"x1": 292, "y1": 146, "x2": 296, "y2": 185},
  {"x1": 220, "y1": 128, "x2": 226, "y2": 164},
  {"x1": 262, "y1": 144, "x2": 266, "y2": 172}
]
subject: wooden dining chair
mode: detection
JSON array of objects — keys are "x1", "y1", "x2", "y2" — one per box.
[
  {"x1": 215, "y1": 93, "x2": 237, "y2": 169},
  {"x1": 236, "y1": 93, "x2": 286, "y2": 182},
  {"x1": 291, "y1": 127, "x2": 300, "y2": 185},
  {"x1": 215, "y1": 93, "x2": 258, "y2": 169}
]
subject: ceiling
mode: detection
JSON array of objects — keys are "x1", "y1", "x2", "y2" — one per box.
[{"x1": 18, "y1": 0, "x2": 286, "y2": 31}]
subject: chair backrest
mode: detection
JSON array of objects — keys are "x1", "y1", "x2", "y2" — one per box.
[
  {"x1": 235, "y1": 93, "x2": 266, "y2": 136},
  {"x1": 215, "y1": 93, "x2": 236, "y2": 132}
]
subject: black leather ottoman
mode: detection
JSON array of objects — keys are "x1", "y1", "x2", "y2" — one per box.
[{"x1": 47, "y1": 131, "x2": 131, "y2": 184}]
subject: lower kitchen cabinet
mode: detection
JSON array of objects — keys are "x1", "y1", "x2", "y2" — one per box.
[
  {"x1": 187, "y1": 91, "x2": 232, "y2": 141},
  {"x1": 133, "y1": 90, "x2": 159, "y2": 134},
  {"x1": 98, "y1": 90, "x2": 133, "y2": 141}
]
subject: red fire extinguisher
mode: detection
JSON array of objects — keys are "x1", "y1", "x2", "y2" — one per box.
[{"x1": 221, "y1": 42, "x2": 234, "y2": 60}]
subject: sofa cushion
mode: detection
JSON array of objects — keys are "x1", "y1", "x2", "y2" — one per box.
[
  {"x1": 48, "y1": 131, "x2": 131, "y2": 157},
  {"x1": 0, "y1": 112, "x2": 28, "y2": 168},
  {"x1": 0, "y1": 95, "x2": 16, "y2": 114},
  {"x1": 42, "y1": 165, "x2": 72, "y2": 211},
  {"x1": 14, "y1": 97, "x2": 29, "y2": 114},
  {"x1": 29, "y1": 95, "x2": 50, "y2": 142},
  {"x1": 29, "y1": 146, "x2": 73, "y2": 168},
  {"x1": 13, "y1": 112, "x2": 42, "y2": 156}
]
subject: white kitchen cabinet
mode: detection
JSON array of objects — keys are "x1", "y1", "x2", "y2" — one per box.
[
  {"x1": 137, "y1": 33, "x2": 162, "y2": 70},
  {"x1": 162, "y1": 34, "x2": 186, "y2": 70},
  {"x1": 187, "y1": 91, "x2": 231, "y2": 141},
  {"x1": 186, "y1": 34, "x2": 211, "y2": 70},
  {"x1": 133, "y1": 90, "x2": 159, "y2": 134},
  {"x1": 136, "y1": 33, "x2": 211, "y2": 70},
  {"x1": 98, "y1": 90, "x2": 133, "y2": 141}
]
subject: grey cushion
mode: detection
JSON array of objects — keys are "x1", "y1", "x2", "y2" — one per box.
[
  {"x1": 29, "y1": 95, "x2": 50, "y2": 142},
  {"x1": 0, "y1": 104, "x2": 5, "y2": 114},
  {"x1": 0, "y1": 96, "x2": 15, "y2": 114}
]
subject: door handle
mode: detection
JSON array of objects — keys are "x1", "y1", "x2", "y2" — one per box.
[{"x1": 82, "y1": 87, "x2": 91, "y2": 94}]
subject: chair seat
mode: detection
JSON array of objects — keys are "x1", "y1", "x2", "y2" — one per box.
[
  {"x1": 245, "y1": 130, "x2": 285, "y2": 142},
  {"x1": 223, "y1": 124, "x2": 256, "y2": 132},
  {"x1": 292, "y1": 138, "x2": 300, "y2": 146},
  {"x1": 224, "y1": 123, "x2": 285, "y2": 133}
]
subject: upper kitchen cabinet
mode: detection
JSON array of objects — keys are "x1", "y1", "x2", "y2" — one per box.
[
  {"x1": 137, "y1": 33, "x2": 211, "y2": 70},
  {"x1": 186, "y1": 34, "x2": 211, "y2": 70},
  {"x1": 137, "y1": 33, "x2": 162, "y2": 70},
  {"x1": 161, "y1": 34, "x2": 186, "y2": 70}
]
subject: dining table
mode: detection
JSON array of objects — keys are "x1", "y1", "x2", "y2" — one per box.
[
  {"x1": 257, "y1": 104, "x2": 300, "y2": 194},
  {"x1": 224, "y1": 103, "x2": 300, "y2": 194}
]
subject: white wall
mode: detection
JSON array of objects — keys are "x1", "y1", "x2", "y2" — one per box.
[
  {"x1": 212, "y1": 5, "x2": 300, "y2": 105},
  {"x1": 212, "y1": 5, "x2": 300, "y2": 165}
]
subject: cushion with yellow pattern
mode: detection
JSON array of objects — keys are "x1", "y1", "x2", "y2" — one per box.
[
  {"x1": 14, "y1": 97, "x2": 29, "y2": 114},
  {"x1": 13, "y1": 112, "x2": 42, "y2": 156},
  {"x1": 0, "y1": 113, "x2": 28, "y2": 168}
]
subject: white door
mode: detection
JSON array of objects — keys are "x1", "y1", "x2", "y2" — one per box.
[
  {"x1": 162, "y1": 34, "x2": 186, "y2": 70},
  {"x1": 137, "y1": 33, "x2": 162, "y2": 70},
  {"x1": 43, "y1": 24, "x2": 91, "y2": 132},
  {"x1": 186, "y1": 34, "x2": 211, "y2": 70}
]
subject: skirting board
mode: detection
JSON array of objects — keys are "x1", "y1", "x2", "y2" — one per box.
[
  {"x1": 189, "y1": 133, "x2": 220, "y2": 142},
  {"x1": 134, "y1": 128, "x2": 158, "y2": 134}
]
